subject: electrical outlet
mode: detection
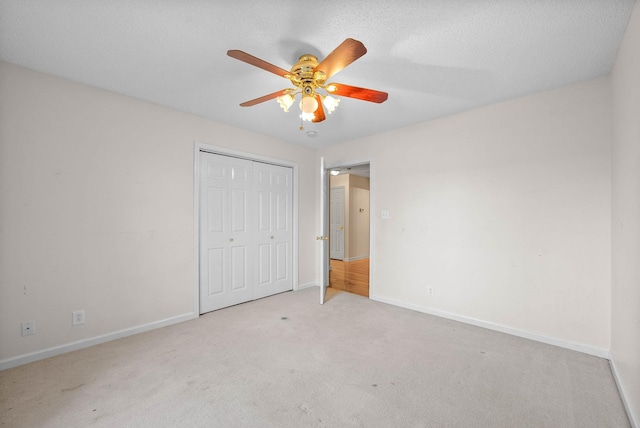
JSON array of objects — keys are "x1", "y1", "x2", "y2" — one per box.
[
  {"x1": 21, "y1": 320, "x2": 35, "y2": 336},
  {"x1": 72, "y1": 310, "x2": 85, "y2": 326},
  {"x1": 428, "y1": 287, "x2": 434, "y2": 296}
]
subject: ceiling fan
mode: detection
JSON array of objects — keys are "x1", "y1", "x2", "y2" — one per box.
[{"x1": 227, "y1": 38, "x2": 388, "y2": 127}]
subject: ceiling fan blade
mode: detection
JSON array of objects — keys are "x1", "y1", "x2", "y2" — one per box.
[
  {"x1": 314, "y1": 38, "x2": 367, "y2": 80},
  {"x1": 328, "y1": 83, "x2": 388, "y2": 103},
  {"x1": 312, "y1": 95, "x2": 326, "y2": 123},
  {"x1": 227, "y1": 50, "x2": 290, "y2": 77},
  {"x1": 239, "y1": 89, "x2": 289, "y2": 107}
]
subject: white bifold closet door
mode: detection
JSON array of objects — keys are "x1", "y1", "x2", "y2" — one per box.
[{"x1": 199, "y1": 152, "x2": 293, "y2": 314}]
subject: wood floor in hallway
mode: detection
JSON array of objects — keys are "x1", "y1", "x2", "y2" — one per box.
[{"x1": 329, "y1": 258, "x2": 369, "y2": 297}]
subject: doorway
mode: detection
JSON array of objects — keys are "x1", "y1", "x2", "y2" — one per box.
[{"x1": 326, "y1": 163, "x2": 371, "y2": 298}]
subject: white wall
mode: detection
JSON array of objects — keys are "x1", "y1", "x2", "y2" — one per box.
[
  {"x1": 349, "y1": 187, "x2": 370, "y2": 260},
  {"x1": 611, "y1": 0, "x2": 640, "y2": 424},
  {"x1": 0, "y1": 62, "x2": 317, "y2": 366},
  {"x1": 320, "y1": 77, "x2": 612, "y2": 354}
]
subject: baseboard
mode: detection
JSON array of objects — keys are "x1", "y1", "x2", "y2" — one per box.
[
  {"x1": 369, "y1": 294, "x2": 610, "y2": 359},
  {"x1": 610, "y1": 355, "x2": 638, "y2": 428},
  {"x1": 296, "y1": 281, "x2": 317, "y2": 290},
  {"x1": 344, "y1": 255, "x2": 369, "y2": 261},
  {"x1": 0, "y1": 312, "x2": 196, "y2": 371}
]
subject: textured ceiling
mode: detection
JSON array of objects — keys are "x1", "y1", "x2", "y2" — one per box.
[{"x1": 0, "y1": 1, "x2": 634, "y2": 149}]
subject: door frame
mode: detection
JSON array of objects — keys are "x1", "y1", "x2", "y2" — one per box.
[
  {"x1": 193, "y1": 142, "x2": 299, "y2": 316},
  {"x1": 323, "y1": 159, "x2": 374, "y2": 298}
]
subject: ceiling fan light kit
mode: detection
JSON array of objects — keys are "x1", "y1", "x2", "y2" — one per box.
[{"x1": 227, "y1": 38, "x2": 388, "y2": 128}]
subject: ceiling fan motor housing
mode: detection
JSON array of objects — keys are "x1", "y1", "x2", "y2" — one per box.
[{"x1": 290, "y1": 55, "x2": 327, "y2": 95}]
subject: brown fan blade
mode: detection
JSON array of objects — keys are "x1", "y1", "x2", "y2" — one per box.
[
  {"x1": 239, "y1": 89, "x2": 289, "y2": 107},
  {"x1": 314, "y1": 38, "x2": 367, "y2": 80},
  {"x1": 328, "y1": 83, "x2": 388, "y2": 103},
  {"x1": 227, "y1": 50, "x2": 290, "y2": 78},
  {"x1": 312, "y1": 95, "x2": 326, "y2": 123}
]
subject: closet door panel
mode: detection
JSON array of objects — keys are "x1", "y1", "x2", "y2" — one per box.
[
  {"x1": 253, "y1": 161, "x2": 293, "y2": 299},
  {"x1": 200, "y1": 153, "x2": 254, "y2": 313}
]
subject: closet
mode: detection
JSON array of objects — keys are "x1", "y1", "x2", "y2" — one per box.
[{"x1": 199, "y1": 152, "x2": 293, "y2": 313}]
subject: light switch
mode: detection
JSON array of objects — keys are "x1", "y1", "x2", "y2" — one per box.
[{"x1": 381, "y1": 210, "x2": 390, "y2": 219}]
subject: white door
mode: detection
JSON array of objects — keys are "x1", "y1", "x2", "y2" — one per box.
[
  {"x1": 319, "y1": 157, "x2": 329, "y2": 304},
  {"x1": 253, "y1": 161, "x2": 293, "y2": 300},
  {"x1": 330, "y1": 186, "x2": 345, "y2": 260},
  {"x1": 200, "y1": 153, "x2": 254, "y2": 313},
  {"x1": 199, "y1": 152, "x2": 293, "y2": 313}
]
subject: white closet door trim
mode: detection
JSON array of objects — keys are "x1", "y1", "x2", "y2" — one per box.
[{"x1": 193, "y1": 142, "x2": 299, "y2": 317}]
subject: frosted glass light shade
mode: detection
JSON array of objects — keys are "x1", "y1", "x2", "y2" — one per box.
[
  {"x1": 323, "y1": 95, "x2": 340, "y2": 114},
  {"x1": 277, "y1": 94, "x2": 294, "y2": 112},
  {"x1": 299, "y1": 111, "x2": 315, "y2": 122},
  {"x1": 300, "y1": 96, "x2": 318, "y2": 114}
]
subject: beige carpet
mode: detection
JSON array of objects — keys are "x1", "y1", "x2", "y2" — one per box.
[{"x1": 0, "y1": 287, "x2": 630, "y2": 427}]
